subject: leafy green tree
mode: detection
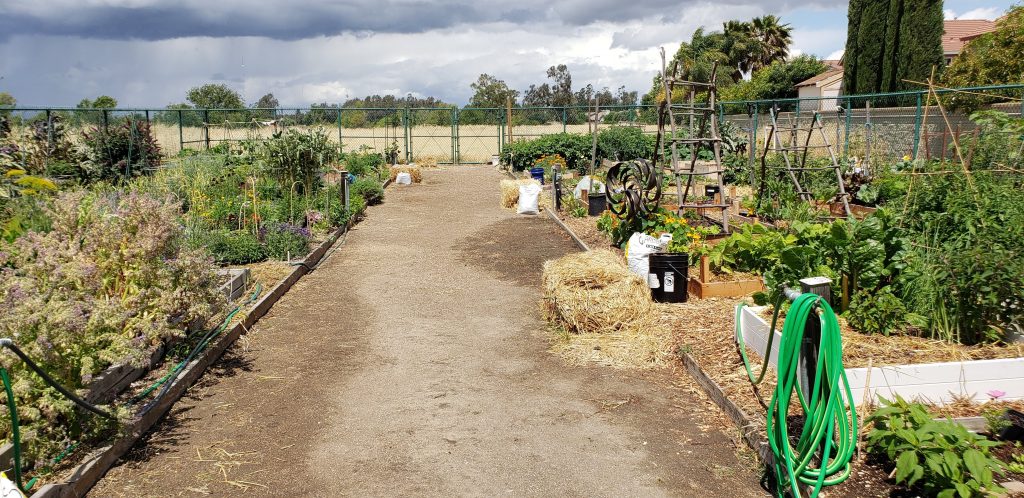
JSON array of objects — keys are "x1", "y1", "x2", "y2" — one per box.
[
  {"x1": 468, "y1": 74, "x2": 519, "y2": 108},
  {"x1": 723, "y1": 20, "x2": 758, "y2": 82},
  {"x1": 721, "y1": 55, "x2": 828, "y2": 101},
  {"x1": 943, "y1": 6, "x2": 1024, "y2": 109},
  {"x1": 0, "y1": 92, "x2": 15, "y2": 119},
  {"x1": 546, "y1": 64, "x2": 574, "y2": 108},
  {"x1": 186, "y1": 84, "x2": 245, "y2": 109},
  {"x1": 77, "y1": 95, "x2": 118, "y2": 109},
  {"x1": 254, "y1": 93, "x2": 279, "y2": 109}
]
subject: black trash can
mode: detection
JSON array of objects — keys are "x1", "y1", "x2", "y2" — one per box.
[
  {"x1": 648, "y1": 253, "x2": 688, "y2": 303},
  {"x1": 587, "y1": 193, "x2": 607, "y2": 216}
]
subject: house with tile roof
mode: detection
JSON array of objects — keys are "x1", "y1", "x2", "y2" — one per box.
[
  {"x1": 794, "y1": 19, "x2": 1000, "y2": 109},
  {"x1": 796, "y1": 60, "x2": 843, "y2": 111},
  {"x1": 942, "y1": 19, "x2": 998, "y2": 65}
]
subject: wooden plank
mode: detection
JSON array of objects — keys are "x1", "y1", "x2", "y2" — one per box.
[
  {"x1": 679, "y1": 353, "x2": 774, "y2": 466},
  {"x1": 544, "y1": 209, "x2": 590, "y2": 252}
]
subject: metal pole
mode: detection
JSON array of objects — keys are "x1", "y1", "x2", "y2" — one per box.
[
  {"x1": 203, "y1": 109, "x2": 210, "y2": 150},
  {"x1": 178, "y1": 110, "x2": 184, "y2": 152},
  {"x1": 750, "y1": 103, "x2": 758, "y2": 186},
  {"x1": 337, "y1": 107, "x2": 343, "y2": 153},
  {"x1": 453, "y1": 107, "x2": 460, "y2": 165},
  {"x1": 562, "y1": 107, "x2": 567, "y2": 133},
  {"x1": 843, "y1": 97, "x2": 852, "y2": 160},
  {"x1": 788, "y1": 276, "x2": 833, "y2": 402},
  {"x1": 102, "y1": 109, "x2": 109, "y2": 132},
  {"x1": 912, "y1": 92, "x2": 923, "y2": 159}
]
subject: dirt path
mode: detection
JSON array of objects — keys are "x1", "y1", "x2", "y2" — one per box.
[{"x1": 90, "y1": 166, "x2": 762, "y2": 497}]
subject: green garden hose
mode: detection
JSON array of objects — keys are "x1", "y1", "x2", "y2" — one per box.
[
  {"x1": 736, "y1": 293, "x2": 858, "y2": 497},
  {"x1": 0, "y1": 283, "x2": 263, "y2": 494}
]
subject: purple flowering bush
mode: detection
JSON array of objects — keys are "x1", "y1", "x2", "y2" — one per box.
[{"x1": 0, "y1": 191, "x2": 222, "y2": 463}]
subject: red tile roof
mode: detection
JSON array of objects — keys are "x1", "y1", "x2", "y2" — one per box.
[{"x1": 943, "y1": 19, "x2": 997, "y2": 54}]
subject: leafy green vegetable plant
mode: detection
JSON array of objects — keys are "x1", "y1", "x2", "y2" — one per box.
[{"x1": 866, "y1": 396, "x2": 1006, "y2": 497}]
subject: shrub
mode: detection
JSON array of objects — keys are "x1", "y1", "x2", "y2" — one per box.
[
  {"x1": 344, "y1": 151, "x2": 385, "y2": 179},
  {"x1": 0, "y1": 191, "x2": 221, "y2": 462},
  {"x1": 261, "y1": 223, "x2": 310, "y2": 260},
  {"x1": 80, "y1": 118, "x2": 161, "y2": 182},
  {"x1": 501, "y1": 133, "x2": 591, "y2": 172},
  {"x1": 351, "y1": 178, "x2": 384, "y2": 206},
  {"x1": 205, "y1": 230, "x2": 267, "y2": 265},
  {"x1": 596, "y1": 126, "x2": 656, "y2": 162},
  {"x1": 867, "y1": 396, "x2": 1006, "y2": 497}
]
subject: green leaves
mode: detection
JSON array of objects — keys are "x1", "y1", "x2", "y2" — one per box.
[{"x1": 866, "y1": 397, "x2": 1007, "y2": 497}]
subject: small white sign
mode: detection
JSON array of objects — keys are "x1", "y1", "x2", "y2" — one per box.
[{"x1": 664, "y1": 273, "x2": 675, "y2": 292}]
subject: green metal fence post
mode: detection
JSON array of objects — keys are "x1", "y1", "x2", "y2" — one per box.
[
  {"x1": 403, "y1": 108, "x2": 411, "y2": 164},
  {"x1": 497, "y1": 110, "x2": 502, "y2": 160},
  {"x1": 751, "y1": 103, "x2": 758, "y2": 177},
  {"x1": 178, "y1": 110, "x2": 184, "y2": 152},
  {"x1": 843, "y1": 97, "x2": 852, "y2": 160},
  {"x1": 912, "y1": 92, "x2": 923, "y2": 159},
  {"x1": 562, "y1": 108, "x2": 567, "y2": 133},
  {"x1": 203, "y1": 109, "x2": 210, "y2": 150},
  {"x1": 336, "y1": 107, "x2": 343, "y2": 152},
  {"x1": 102, "y1": 109, "x2": 109, "y2": 132},
  {"x1": 453, "y1": 107, "x2": 460, "y2": 165}
]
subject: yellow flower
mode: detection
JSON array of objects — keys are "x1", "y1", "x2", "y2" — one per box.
[{"x1": 902, "y1": 155, "x2": 911, "y2": 162}]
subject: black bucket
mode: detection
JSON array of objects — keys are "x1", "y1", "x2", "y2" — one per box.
[
  {"x1": 588, "y1": 193, "x2": 607, "y2": 216},
  {"x1": 648, "y1": 253, "x2": 688, "y2": 303}
]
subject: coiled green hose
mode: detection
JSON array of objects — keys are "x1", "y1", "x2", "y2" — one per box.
[{"x1": 736, "y1": 293, "x2": 858, "y2": 497}]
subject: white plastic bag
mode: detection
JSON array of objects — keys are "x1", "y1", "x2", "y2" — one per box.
[
  {"x1": 625, "y1": 232, "x2": 672, "y2": 281},
  {"x1": 573, "y1": 176, "x2": 605, "y2": 200},
  {"x1": 395, "y1": 172, "x2": 413, "y2": 185},
  {"x1": 517, "y1": 183, "x2": 541, "y2": 215}
]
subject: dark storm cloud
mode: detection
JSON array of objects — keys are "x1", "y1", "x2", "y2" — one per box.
[
  {"x1": 0, "y1": 1, "x2": 535, "y2": 41},
  {"x1": 0, "y1": 0, "x2": 846, "y2": 41}
]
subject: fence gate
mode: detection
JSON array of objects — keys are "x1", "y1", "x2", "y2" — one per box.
[
  {"x1": 408, "y1": 107, "x2": 455, "y2": 164},
  {"x1": 455, "y1": 108, "x2": 503, "y2": 164}
]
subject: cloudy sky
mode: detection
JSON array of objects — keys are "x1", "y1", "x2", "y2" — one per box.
[{"x1": 0, "y1": 0, "x2": 1014, "y2": 108}]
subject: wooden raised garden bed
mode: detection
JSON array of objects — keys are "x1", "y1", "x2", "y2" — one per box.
[{"x1": 687, "y1": 255, "x2": 765, "y2": 300}]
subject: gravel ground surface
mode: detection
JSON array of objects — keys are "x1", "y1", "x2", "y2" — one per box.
[{"x1": 89, "y1": 165, "x2": 762, "y2": 497}]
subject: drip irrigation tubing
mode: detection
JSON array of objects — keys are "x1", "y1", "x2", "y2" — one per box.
[{"x1": 735, "y1": 293, "x2": 858, "y2": 497}]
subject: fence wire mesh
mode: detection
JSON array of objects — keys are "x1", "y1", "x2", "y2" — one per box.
[{"x1": 2, "y1": 84, "x2": 1021, "y2": 171}]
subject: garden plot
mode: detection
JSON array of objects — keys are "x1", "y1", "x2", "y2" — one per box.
[{"x1": 0, "y1": 118, "x2": 391, "y2": 494}]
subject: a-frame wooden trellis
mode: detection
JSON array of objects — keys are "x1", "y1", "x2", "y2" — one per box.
[
  {"x1": 654, "y1": 48, "x2": 731, "y2": 233},
  {"x1": 756, "y1": 105, "x2": 853, "y2": 217}
]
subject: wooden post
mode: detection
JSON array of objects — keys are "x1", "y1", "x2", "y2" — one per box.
[{"x1": 799, "y1": 276, "x2": 832, "y2": 402}]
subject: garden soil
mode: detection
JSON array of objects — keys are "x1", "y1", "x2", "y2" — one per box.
[{"x1": 89, "y1": 165, "x2": 761, "y2": 497}]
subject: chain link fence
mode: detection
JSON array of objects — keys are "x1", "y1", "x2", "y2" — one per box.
[{"x1": 3, "y1": 84, "x2": 1021, "y2": 172}]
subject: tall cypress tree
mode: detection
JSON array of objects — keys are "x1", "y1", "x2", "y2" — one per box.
[
  {"x1": 843, "y1": 0, "x2": 865, "y2": 94},
  {"x1": 854, "y1": 0, "x2": 892, "y2": 94},
  {"x1": 896, "y1": 0, "x2": 945, "y2": 90},
  {"x1": 881, "y1": 0, "x2": 905, "y2": 91},
  {"x1": 844, "y1": 0, "x2": 944, "y2": 95}
]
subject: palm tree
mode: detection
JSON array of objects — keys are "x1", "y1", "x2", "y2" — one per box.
[
  {"x1": 723, "y1": 20, "x2": 756, "y2": 82},
  {"x1": 749, "y1": 15, "x2": 793, "y2": 71}
]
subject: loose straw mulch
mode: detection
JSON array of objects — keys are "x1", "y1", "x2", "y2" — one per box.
[
  {"x1": 389, "y1": 165, "x2": 423, "y2": 183},
  {"x1": 542, "y1": 249, "x2": 672, "y2": 368},
  {"x1": 416, "y1": 156, "x2": 439, "y2": 168},
  {"x1": 500, "y1": 178, "x2": 540, "y2": 209}
]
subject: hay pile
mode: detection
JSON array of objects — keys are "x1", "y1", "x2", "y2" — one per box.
[
  {"x1": 389, "y1": 165, "x2": 422, "y2": 183},
  {"x1": 542, "y1": 249, "x2": 671, "y2": 368},
  {"x1": 500, "y1": 178, "x2": 540, "y2": 209}
]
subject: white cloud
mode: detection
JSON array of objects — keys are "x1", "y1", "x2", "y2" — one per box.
[
  {"x1": 945, "y1": 7, "x2": 1002, "y2": 20},
  {"x1": 826, "y1": 49, "x2": 844, "y2": 61}
]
